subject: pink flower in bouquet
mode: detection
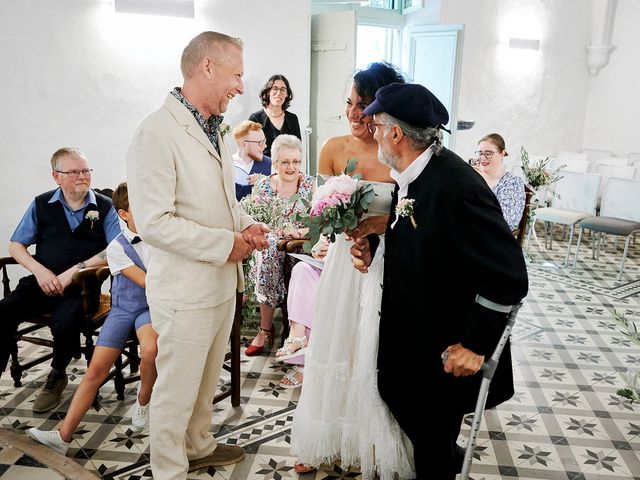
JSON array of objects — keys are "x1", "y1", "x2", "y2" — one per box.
[
  {"x1": 310, "y1": 175, "x2": 358, "y2": 217},
  {"x1": 292, "y1": 159, "x2": 375, "y2": 253}
]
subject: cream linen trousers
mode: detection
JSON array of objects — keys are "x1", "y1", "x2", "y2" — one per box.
[{"x1": 149, "y1": 296, "x2": 236, "y2": 480}]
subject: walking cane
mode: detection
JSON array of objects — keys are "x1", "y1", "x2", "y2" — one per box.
[{"x1": 445, "y1": 295, "x2": 522, "y2": 480}]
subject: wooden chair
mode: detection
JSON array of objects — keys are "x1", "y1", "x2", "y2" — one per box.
[
  {"x1": 512, "y1": 186, "x2": 534, "y2": 247},
  {"x1": 212, "y1": 291, "x2": 242, "y2": 407},
  {"x1": 0, "y1": 259, "x2": 111, "y2": 388},
  {"x1": 276, "y1": 238, "x2": 307, "y2": 344}
]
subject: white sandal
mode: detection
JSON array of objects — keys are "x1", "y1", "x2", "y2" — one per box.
[
  {"x1": 275, "y1": 335, "x2": 307, "y2": 362},
  {"x1": 279, "y1": 366, "x2": 303, "y2": 389}
]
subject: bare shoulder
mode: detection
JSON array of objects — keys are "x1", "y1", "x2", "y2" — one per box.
[
  {"x1": 318, "y1": 135, "x2": 351, "y2": 175},
  {"x1": 321, "y1": 135, "x2": 351, "y2": 155}
]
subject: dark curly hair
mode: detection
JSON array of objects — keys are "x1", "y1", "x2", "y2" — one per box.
[
  {"x1": 353, "y1": 61, "x2": 405, "y2": 104},
  {"x1": 258, "y1": 74, "x2": 293, "y2": 110}
]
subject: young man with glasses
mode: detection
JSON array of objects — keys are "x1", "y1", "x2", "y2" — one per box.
[
  {"x1": 232, "y1": 120, "x2": 273, "y2": 200},
  {"x1": 0, "y1": 147, "x2": 120, "y2": 412}
]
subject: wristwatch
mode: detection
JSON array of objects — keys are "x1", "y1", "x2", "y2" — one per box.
[{"x1": 77, "y1": 261, "x2": 87, "y2": 270}]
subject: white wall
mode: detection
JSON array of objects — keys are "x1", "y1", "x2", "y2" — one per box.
[
  {"x1": 583, "y1": 0, "x2": 640, "y2": 157},
  {"x1": 0, "y1": 0, "x2": 311, "y2": 248},
  {"x1": 437, "y1": 0, "x2": 592, "y2": 161}
]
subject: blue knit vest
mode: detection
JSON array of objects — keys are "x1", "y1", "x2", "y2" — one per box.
[
  {"x1": 111, "y1": 234, "x2": 148, "y2": 312},
  {"x1": 33, "y1": 189, "x2": 112, "y2": 275}
]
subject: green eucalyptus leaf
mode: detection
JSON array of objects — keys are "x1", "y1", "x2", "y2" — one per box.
[{"x1": 344, "y1": 157, "x2": 357, "y2": 175}]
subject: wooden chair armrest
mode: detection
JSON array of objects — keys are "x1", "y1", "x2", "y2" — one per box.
[
  {"x1": 1, "y1": 257, "x2": 19, "y2": 297},
  {"x1": 71, "y1": 266, "x2": 111, "y2": 323},
  {"x1": 277, "y1": 238, "x2": 308, "y2": 253},
  {"x1": 0, "y1": 256, "x2": 18, "y2": 268},
  {"x1": 71, "y1": 266, "x2": 111, "y2": 285}
]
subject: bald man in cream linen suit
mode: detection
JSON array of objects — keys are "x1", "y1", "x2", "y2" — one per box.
[{"x1": 126, "y1": 32, "x2": 269, "y2": 480}]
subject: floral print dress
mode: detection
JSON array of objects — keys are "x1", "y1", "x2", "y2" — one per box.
[
  {"x1": 251, "y1": 174, "x2": 315, "y2": 307},
  {"x1": 493, "y1": 171, "x2": 525, "y2": 230}
]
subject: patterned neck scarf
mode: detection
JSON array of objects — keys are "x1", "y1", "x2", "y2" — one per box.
[{"x1": 171, "y1": 87, "x2": 223, "y2": 154}]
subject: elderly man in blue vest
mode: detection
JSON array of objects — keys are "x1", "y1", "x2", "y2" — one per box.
[{"x1": 0, "y1": 147, "x2": 120, "y2": 413}]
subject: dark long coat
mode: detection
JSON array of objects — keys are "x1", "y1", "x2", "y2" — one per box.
[{"x1": 377, "y1": 147, "x2": 528, "y2": 461}]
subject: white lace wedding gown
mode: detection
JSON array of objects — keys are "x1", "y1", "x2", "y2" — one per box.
[{"x1": 291, "y1": 181, "x2": 415, "y2": 480}]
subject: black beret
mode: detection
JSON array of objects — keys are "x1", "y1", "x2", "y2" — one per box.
[{"x1": 363, "y1": 82, "x2": 449, "y2": 129}]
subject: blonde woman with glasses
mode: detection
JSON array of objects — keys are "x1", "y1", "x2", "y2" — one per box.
[{"x1": 245, "y1": 135, "x2": 314, "y2": 357}]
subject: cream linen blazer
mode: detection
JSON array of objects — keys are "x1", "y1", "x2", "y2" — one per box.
[{"x1": 126, "y1": 93, "x2": 254, "y2": 309}]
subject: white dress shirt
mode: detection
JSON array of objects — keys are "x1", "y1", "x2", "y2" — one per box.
[
  {"x1": 106, "y1": 226, "x2": 151, "y2": 276},
  {"x1": 389, "y1": 145, "x2": 434, "y2": 229}
]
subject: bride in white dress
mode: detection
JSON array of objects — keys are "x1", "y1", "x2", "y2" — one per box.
[{"x1": 290, "y1": 63, "x2": 415, "y2": 480}]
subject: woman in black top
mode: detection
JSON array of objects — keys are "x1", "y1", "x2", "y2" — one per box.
[{"x1": 249, "y1": 74, "x2": 301, "y2": 157}]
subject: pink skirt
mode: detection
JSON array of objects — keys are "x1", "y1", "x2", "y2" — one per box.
[{"x1": 285, "y1": 262, "x2": 322, "y2": 365}]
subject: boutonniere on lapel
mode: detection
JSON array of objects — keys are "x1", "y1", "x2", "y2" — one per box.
[
  {"x1": 219, "y1": 123, "x2": 231, "y2": 139},
  {"x1": 85, "y1": 210, "x2": 99, "y2": 229},
  {"x1": 395, "y1": 198, "x2": 417, "y2": 229}
]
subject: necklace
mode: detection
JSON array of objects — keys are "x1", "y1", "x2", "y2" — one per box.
[{"x1": 266, "y1": 108, "x2": 284, "y2": 118}]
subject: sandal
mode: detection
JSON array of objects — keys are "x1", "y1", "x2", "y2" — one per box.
[
  {"x1": 275, "y1": 335, "x2": 307, "y2": 362},
  {"x1": 294, "y1": 462, "x2": 316, "y2": 473},
  {"x1": 245, "y1": 325, "x2": 275, "y2": 357},
  {"x1": 279, "y1": 366, "x2": 304, "y2": 389}
]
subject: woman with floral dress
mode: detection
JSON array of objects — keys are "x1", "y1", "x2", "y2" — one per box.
[
  {"x1": 472, "y1": 133, "x2": 526, "y2": 230},
  {"x1": 244, "y1": 135, "x2": 314, "y2": 358}
]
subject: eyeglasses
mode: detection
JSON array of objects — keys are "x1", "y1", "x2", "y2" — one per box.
[
  {"x1": 244, "y1": 139, "x2": 266, "y2": 147},
  {"x1": 279, "y1": 160, "x2": 302, "y2": 167},
  {"x1": 271, "y1": 86, "x2": 288, "y2": 94},
  {"x1": 55, "y1": 168, "x2": 93, "y2": 178},
  {"x1": 366, "y1": 122, "x2": 386, "y2": 135},
  {"x1": 474, "y1": 150, "x2": 499, "y2": 159}
]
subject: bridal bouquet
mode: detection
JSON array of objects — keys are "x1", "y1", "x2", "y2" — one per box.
[{"x1": 293, "y1": 159, "x2": 375, "y2": 253}]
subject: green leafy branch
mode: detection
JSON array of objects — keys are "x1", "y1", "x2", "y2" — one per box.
[{"x1": 611, "y1": 308, "x2": 640, "y2": 403}]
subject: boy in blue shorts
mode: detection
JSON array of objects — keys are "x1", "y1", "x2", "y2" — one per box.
[{"x1": 27, "y1": 182, "x2": 157, "y2": 455}]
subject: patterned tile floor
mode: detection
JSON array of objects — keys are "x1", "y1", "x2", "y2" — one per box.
[{"x1": 1, "y1": 231, "x2": 639, "y2": 479}]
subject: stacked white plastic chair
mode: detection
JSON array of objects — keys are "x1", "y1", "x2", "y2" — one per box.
[
  {"x1": 526, "y1": 171, "x2": 601, "y2": 266},
  {"x1": 549, "y1": 157, "x2": 589, "y2": 173},
  {"x1": 594, "y1": 164, "x2": 637, "y2": 209},
  {"x1": 573, "y1": 177, "x2": 640, "y2": 280},
  {"x1": 591, "y1": 156, "x2": 630, "y2": 171},
  {"x1": 555, "y1": 151, "x2": 589, "y2": 162},
  {"x1": 582, "y1": 148, "x2": 614, "y2": 161}
]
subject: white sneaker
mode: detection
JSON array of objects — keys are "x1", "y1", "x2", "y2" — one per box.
[
  {"x1": 132, "y1": 400, "x2": 149, "y2": 429},
  {"x1": 26, "y1": 428, "x2": 70, "y2": 456},
  {"x1": 131, "y1": 383, "x2": 150, "y2": 430}
]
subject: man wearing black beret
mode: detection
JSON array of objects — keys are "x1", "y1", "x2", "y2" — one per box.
[{"x1": 350, "y1": 83, "x2": 529, "y2": 479}]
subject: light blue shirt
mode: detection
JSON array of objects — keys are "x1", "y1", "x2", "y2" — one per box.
[{"x1": 10, "y1": 188, "x2": 121, "y2": 246}]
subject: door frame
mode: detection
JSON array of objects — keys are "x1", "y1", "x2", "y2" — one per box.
[{"x1": 406, "y1": 24, "x2": 464, "y2": 150}]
